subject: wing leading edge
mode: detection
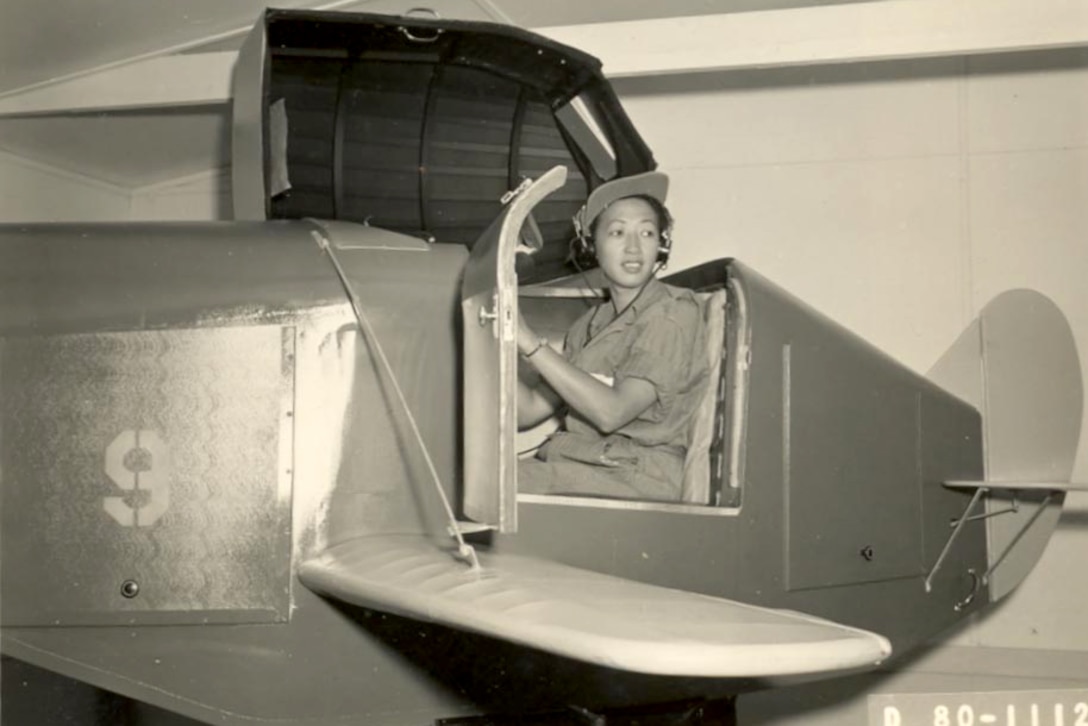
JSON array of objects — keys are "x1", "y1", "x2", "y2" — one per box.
[{"x1": 299, "y1": 535, "x2": 891, "y2": 679}]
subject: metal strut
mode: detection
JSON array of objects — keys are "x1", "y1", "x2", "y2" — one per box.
[
  {"x1": 925, "y1": 486, "x2": 987, "y2": 593},
  {"x1": 979, "y1": 492, "x2": 1054, "y2": 588},
  {"x1": 925, "y1": 484, "x2": 1054, "y2": 594}
]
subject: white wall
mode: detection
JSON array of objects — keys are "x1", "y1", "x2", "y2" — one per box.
[
  {"x1": 0, "y1": 151, "x2": 230, "y2": 223},
  {"x1": 613, "y1": 48, "x2": 1088, "y2": 722},
  {"x1": 128, "y1": 168, "x2": 231, "y2": 221},
  {"x1": 947, "y1": 50, "x2": 1088, "y2": 654},
  {"x1": 0, "y1": 149, "x2": 131, "y2": 221}
]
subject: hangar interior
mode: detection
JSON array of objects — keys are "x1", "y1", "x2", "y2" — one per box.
[{"x1": 1, "y1": 0, "x2": 1086, "y2": 724}]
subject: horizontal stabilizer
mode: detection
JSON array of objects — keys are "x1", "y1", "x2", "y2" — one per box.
[
  {"x1": 945, "y1": 480, "x2": 1088, "y2": 492},
  {"x1": 299, "y1": 535, "x2": 891, "y2": 679}
]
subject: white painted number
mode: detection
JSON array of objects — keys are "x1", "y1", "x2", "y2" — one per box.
[{"x1": 103, "y1": 430, "x2": 170, "y2": 527}]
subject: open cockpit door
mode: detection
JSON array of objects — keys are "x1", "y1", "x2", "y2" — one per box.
[{"x1": 462, "y1": 166, "x2": 569, "y2": 532}]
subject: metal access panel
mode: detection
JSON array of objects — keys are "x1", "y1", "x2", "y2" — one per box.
[
  {"x1": 1, "y1": 325, "x2": 294, "y2": 626},
  {"x1": 785, "y1": 333, "x2": 925, "y2": 591}
]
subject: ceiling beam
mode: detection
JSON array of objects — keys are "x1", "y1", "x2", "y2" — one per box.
[
  {"x1": 1, "y1": 0, "x2": 1085, "y2": 117},
  {"x1": 0, "y1": 53, "x2": 234, "y2": 116},
  {"x1": 536, "y1": 0, "x2": 1088, "y2": 78}
]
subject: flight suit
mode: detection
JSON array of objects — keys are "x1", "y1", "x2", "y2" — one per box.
[{"x1": 519, "y1": 279, "x2": 708, "y2": 501}]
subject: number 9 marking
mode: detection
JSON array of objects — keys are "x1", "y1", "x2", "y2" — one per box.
[{"x1": 103, "y1": 430, "x2": 170, "y2": 527}]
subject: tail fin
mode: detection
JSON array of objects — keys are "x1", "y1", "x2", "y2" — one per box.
[{"x1": 927, "y1": 290, "x2": 1083, "y2": 602}]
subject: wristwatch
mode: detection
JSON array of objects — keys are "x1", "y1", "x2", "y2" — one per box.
[{"x1": 523, "y1": 337, "x2": 548, "y2": 358}]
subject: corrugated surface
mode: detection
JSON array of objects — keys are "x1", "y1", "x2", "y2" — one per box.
[
  {"x1": 267, "y1": 56, "x2": 588, "y2": 262},
  {"x1": 1, "y1": 325, "x2": 293, "y2": 625}
]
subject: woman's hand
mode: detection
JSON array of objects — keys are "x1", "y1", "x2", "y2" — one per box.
[
  {"x1": 522, "y1": 334, "x2": 656, "y2": 434},
  {"x1": 515, "y1": 311, "x2": 654, "y2": 433}
]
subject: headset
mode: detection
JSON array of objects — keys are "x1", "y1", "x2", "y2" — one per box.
[{"x1": 571, "y1": 194, "x2": 674, "y2": 271}]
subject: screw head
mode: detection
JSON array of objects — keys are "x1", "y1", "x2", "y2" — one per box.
[
  {"x1": 860, "y1": 546, "x2": 875, "y2": 561},
  {"x1": 120, "y1": 580, "x2": 140, "y2": 599}
]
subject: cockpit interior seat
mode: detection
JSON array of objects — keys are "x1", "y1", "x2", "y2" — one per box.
[{"x1": 680, "y1": 288, "x2": 729, "y2": 504}]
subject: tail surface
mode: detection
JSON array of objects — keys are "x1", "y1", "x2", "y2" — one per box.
[{"x1": 927, "y1": 289, "x2": 1083, "y2": 602}]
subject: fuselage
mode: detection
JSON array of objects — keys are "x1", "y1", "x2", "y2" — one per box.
[{"x1": 1, "y1": 219, "x2": 991, "y2": 723}]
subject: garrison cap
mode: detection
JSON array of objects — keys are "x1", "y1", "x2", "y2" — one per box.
[{"x1": 574, "y1": 171, "x2": 669, "y2": 237}]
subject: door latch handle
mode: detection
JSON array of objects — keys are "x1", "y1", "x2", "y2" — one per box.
[{"x1": 478, "y1": 304, "x2": 498, "y2": 327}]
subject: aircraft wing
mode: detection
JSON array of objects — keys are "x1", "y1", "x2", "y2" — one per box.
[{"x1": 299, "y1": 535, "x2": 891, "y2": 678}]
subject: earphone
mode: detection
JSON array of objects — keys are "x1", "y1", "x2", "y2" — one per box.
[{"x1": 571, "y1": 194, "x2": 674, "y2": 270}]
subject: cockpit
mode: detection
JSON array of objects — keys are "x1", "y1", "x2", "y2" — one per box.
[
  {"x1": 516, "y1": 269, "x2": 745, "y2": 511},
  {"x1": 232, "y1": 9, "x2": 752, "y2": 525}
]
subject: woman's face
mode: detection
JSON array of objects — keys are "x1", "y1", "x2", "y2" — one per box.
[{"x1": 592, "y1": 197, "x2": 662, "y2": 291}]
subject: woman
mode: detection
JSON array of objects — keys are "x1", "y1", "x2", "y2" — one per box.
[{"x1": 517, "y1": 171, "x2": 708, "y2": 502}]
